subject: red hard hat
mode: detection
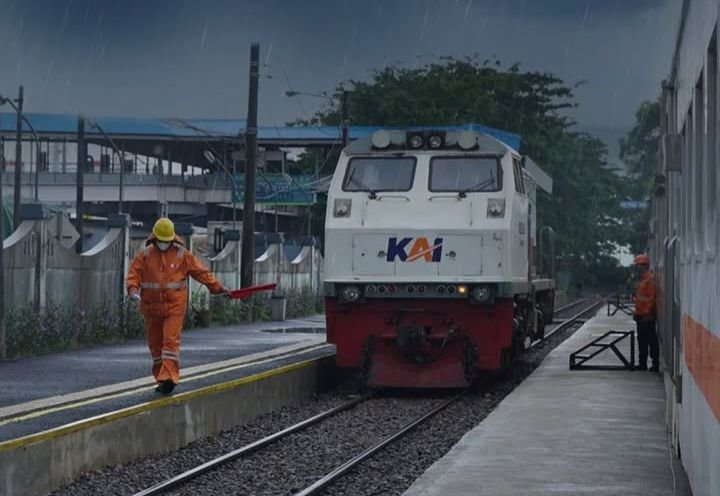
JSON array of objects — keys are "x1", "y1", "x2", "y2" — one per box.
[{"x1": 634, "y1": 254, "x2": 650, "y2": 265}]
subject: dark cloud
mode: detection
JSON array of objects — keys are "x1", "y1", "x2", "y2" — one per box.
[
  {"x1": 486, "y1": 0, "x2": 668, "y2": 19},
  {"x1": 0, "y1": 0, "x2": 679, "y2": 140}
]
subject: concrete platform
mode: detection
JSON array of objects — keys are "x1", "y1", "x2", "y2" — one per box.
[
  {"x1": 0, "y1": 315, "x2": 327, "y2": 441},
  {"x1": 403, "y1": 311, "x2": 693, "y2": 496}
]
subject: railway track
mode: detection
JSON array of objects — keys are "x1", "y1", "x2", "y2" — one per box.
[{"x1": 130, "y1": 297, "x2": 602, "y2": 496}]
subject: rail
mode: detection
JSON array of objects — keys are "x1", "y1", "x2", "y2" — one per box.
[
  {"x1": 293, "y1": 393, "x2": 465, "y2": 496},
  {"x1": 131, "y1": 393, "x2": 372, "y2": 496}
]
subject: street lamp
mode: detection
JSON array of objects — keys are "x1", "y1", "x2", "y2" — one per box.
[
  {"x1": 85, "y1": 118, "x2": 127, "y2": 214},
  {"x1": 0, "y1": 92, "x2": 43, "y2": 203}
]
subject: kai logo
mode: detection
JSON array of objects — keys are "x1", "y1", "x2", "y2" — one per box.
[{"x1": 387, "y1": 237, "x2": 443, "y2": 262}]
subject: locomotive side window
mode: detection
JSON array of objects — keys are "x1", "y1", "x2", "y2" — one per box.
[
  {"x1": 429, "y1": 156, "x2": 502, "y2": 192},
  {"x1": 342, "y1": 157, "x2": 416, "y2": 193},
  {"x1": 512, "y1": 158, "x2": 525, "y2": 194}
]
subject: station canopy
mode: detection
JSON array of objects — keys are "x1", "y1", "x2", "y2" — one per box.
[{"x1": 0, "y1": 112, "x2": 521, "y2": 172}]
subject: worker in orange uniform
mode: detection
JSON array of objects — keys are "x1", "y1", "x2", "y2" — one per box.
[
  {"x1": 127, "y1": 218, "x2": 229, "y2": 394},
  {"x1": 632, "y1": 254, "x2": 658, "y2": 372}
]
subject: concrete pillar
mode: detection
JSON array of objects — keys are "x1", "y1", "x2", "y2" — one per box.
[
  {"x1": 18, "y1": 204, "x2": 49, "y2": 310},
  {"x1": 108, "y1": 214, "x2": 131, "y2": 304}
]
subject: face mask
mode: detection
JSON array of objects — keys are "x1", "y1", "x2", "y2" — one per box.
[{"x1": 157, "y1": 241, "x2": 172, "y2": 251}]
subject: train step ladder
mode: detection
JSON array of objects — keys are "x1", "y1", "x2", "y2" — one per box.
[{"x1": 569, "y1": 330, "x2": 635, "y2": 370}]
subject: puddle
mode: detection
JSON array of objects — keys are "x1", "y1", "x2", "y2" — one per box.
[{"x1": 262, "y1": 327, "x2": 325, "y2": 334}]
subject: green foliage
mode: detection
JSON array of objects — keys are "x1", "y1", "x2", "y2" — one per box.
[
  {"x1": 8, "y1": 287, "x2": 323, "y2": 359},
  {"x1": 617, "y1": 100, "x2": 660, "y2": 254},
  {"x1": 7, "y1": 298, "x2": 145, "y2": 359},
  {"x1": 208, "y1": 294, "x2": 271, "y2": 325},
  {"x1": 285, "y1": 288, "x2": 324, "y2": 319}
]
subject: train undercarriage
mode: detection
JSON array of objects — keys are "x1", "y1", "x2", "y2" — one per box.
[{"x1": 325, "y1": 289, "x2": 555, "y2": 388}]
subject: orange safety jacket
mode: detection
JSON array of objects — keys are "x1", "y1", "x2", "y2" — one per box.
[
  {"x1": 634, "y1": 271, "x2": 656, "y2": 318},
  {"x1": 126, "y1": 235, "x2": 225, "y2": 317}
]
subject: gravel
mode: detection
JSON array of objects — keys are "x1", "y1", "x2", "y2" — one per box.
[{"x1": 48, "y1": 301, "x2": 599, "y2": 496}]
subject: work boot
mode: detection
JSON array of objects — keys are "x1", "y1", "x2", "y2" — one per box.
[
  {"x1": 650, "y1": 363, "x2": 659, "y2": 372},
  {"x1": 156, "y1": 379, "x2": 176, "y2": 395},
  {"x1": 636, "y1": 363, "x2": 648, "y2": 371}
]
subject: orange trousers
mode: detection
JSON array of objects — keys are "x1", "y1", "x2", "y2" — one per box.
[{"x1": 145, "y1": 314, "x2": 185, "y2": 384}]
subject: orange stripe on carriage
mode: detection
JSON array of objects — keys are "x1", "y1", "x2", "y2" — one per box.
[{"x1": 683, "y1": 314, "x2": 720, "y2": 424}]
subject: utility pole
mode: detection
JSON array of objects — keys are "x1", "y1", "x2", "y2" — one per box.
[
  {"x1": 341, "y1": 89, "x2": 350, "y2": 148},
  {"x1": 241, "y1": 43, "x2": 259, "y2": 288},
  {"x1": 12, "y1": 85, "x2": 23, "y2": 229},
  {"x1": 0, "y1": 129, "x2": 6, "y2": 359},
  {"x1": 76, "y1": 116, "x2": 86, "y2": 254}
]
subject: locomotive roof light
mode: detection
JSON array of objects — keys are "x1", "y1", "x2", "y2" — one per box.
[
  {"x1": 457, "y1": 285, "x2": 468, "y2": 295},
  {"x1": 371, "y1": 130, "x2": 392, "y2": 149},
  {"x1": 457, "y1": 130, "x2": 479, "y2": 150},
  {"x1": 428, "y1": 133, "x2": 445, "y2": 149},
  {"x1": 407, "y1": 133, "x2": 424, "y2": 149},
  {"x1": 340, "y1": 285, "x2": 361, "y2": 303}
]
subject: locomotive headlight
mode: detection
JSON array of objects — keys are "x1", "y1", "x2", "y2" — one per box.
[
  {"x1": 471, "y1": 285, "x2": 492, "y2": 303},
  {"x1": 487, "y1": 199, "x2": 506, "y2": 218},
  {"x1": 340, "y1": 285, "x2": 361, "y2": 303},
  {"x1": 407, "y1": 133, "x2": 424, "y2": 149},
  {"x1": 334, "y1": 198, "x2": 352, "y2": 218},
  {"x1": 428, "y1": 133, "x2": 444, "y2": 149}
]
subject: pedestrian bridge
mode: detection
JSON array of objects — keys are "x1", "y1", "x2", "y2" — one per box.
[{"x1": 1, "y1": 171, "x2": 234, "y2": 205}]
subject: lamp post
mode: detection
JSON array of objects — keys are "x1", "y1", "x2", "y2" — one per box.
[
  {"x1": 85, "y1": 119, "x2": 127, "y2": 214},
  {"x1": 0, "y1": 92, "x2": 43, "y2": 204}
]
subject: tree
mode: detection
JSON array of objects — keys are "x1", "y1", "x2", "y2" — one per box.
[
  {"x1": 618, "y1": 100, "x2": 660, "y2": 254},
  {"x1": 300, "y1": 56, "x2": 628, "y2": 288}
]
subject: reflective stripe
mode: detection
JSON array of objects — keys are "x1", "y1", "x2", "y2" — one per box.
[
  {"x1": 141, "y1": 281, "x2": 186, "y2": 290},
  {"x1": 143, "y1": 246, "x2": 151, "y2": 257},
  {"x1": 161, "y1": 350, "x2": 179, "y2": 362},
  {"x1": 151, "y1": 356, "x2": 162, "y2": 364},
  {"x1": 176, "y1": 247, "x2": 185, "y2": 259}
]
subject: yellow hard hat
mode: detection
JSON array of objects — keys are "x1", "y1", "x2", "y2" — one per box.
[{"x1": 152, "y1": 218, "x2": 175, "y2": 242}]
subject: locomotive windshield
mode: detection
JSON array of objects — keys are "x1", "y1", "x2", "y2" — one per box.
[
  {"x1": 342, "y1": 157, "x2": 416, "y2": 193},
  {"x1": 429, "y1": 156, "x2": 502, "y2": 193}
]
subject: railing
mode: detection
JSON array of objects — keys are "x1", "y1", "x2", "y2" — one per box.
[{"x1": 606, "y1": 293, "x2": 634, "y2": 316}]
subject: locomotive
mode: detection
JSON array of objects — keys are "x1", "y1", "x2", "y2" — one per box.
[{"x1": 323, "y1": 128, "x2": 554, "y2": 387}]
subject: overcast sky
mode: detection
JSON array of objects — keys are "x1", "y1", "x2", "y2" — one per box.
[{"x1": 0, "y1": 0, "x2": 680, "y2": 142}]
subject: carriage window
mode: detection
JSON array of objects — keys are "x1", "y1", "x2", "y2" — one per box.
[
  {"x1": 429, "y1": 156, "x2": 502, "y2": 192},
  {"x1": 342, "y1": 157, "x2": 416, "y2": 192}
]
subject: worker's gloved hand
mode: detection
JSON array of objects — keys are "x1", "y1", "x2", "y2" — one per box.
[{"x1": 129, "y1": 292, "x2": 141, "y2": 302}]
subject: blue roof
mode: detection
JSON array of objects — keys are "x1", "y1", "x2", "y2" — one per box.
[{"x1": 0, "y1": 112, "x2": 521, "y2": 150}]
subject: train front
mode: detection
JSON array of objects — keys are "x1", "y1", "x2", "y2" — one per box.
[{"x1": 324, "y1": 129, "x2": 523, "y2": 388}]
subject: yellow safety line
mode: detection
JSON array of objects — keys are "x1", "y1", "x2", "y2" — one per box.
[
  {"x1": 0, "y1": 346, "x2": 331, "y2": 428},
  {"x1": 0, "y1": 356, "x2": 326, "y2": 453}
]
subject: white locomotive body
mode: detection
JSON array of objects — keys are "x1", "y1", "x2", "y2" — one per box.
[{"x1": 324, "y1": 129, "x2": 554, "y2": 387}]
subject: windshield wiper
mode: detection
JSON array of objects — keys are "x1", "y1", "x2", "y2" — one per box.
[
  {"x1": 349, "y1": 176, "x2": 378, "y2": 199},
  {"x1": 458, "y1": 172, "x2": 496, "y2": 198}
]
